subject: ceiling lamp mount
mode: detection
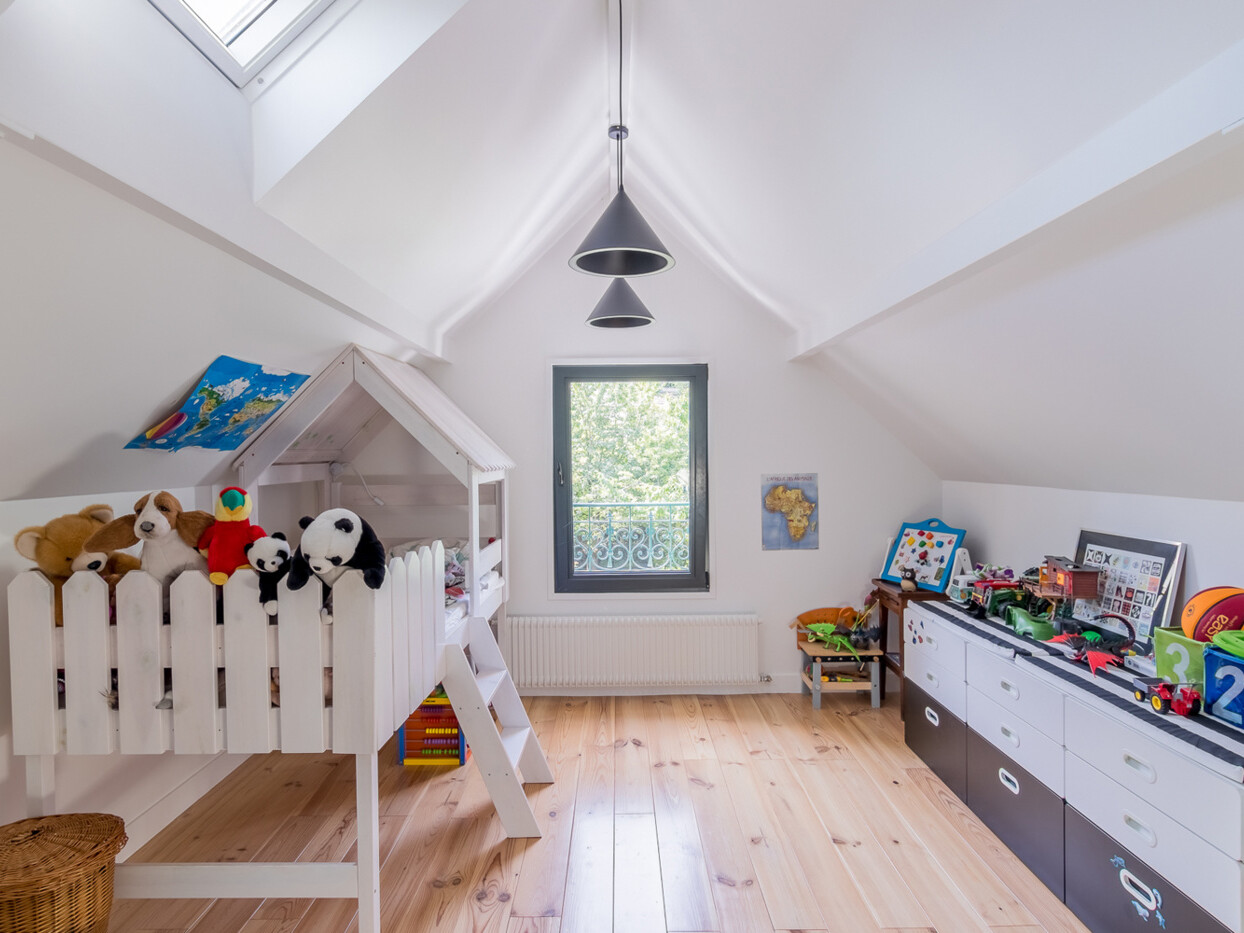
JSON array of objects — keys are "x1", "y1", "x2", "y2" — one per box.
[
  {"x1": 586, "y1": 278, "x2": 654, "y2": 328},
  {"x1": 571, "y1": 0, "x2": 674, "y2": 291}
]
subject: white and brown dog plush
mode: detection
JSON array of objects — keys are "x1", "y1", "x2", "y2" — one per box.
[{"x1": 85, "y1": 491, "x2": 215, "y2": 587}]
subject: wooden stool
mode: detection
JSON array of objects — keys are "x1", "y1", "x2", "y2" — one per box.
[
  {"x1": 871, "y1": 578, "x2": 949, "y2": 715},
  {"x1": 798, "y1": 638, "x2": 883, "y2": 709}
]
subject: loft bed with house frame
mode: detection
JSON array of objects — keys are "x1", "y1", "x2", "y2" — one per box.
[{"x1": 7, "y1": 345, "x2": 551, "y2": 933}]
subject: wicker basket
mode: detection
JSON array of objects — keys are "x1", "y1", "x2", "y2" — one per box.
[{"x1": 0, "y1": 813, "x2": 126, "y2": 933}]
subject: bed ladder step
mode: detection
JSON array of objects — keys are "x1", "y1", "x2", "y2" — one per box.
[{"x1": 440, "y1": 616, "x2": 552, "y2": 838}]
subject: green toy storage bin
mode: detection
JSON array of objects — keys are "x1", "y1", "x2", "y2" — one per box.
[{"x1": 1154, "y1": 626, "x2": 1205, "y2": 691}]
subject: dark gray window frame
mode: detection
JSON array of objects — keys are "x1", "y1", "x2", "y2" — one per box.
[{"x1": 553, "y1": 363, "x2": 709, "y2": 594}]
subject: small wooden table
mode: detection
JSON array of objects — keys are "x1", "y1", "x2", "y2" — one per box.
[
  {"x1": 798, "y1": 638, "x2": 883, "y2": 709},
  {"x1": 871, "y1": 578, "x2": 949, "y2": 715}
]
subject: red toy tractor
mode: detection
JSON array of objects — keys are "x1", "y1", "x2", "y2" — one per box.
[{"x1": 1132, "y1": 676, "x2": 1202, "y2": 716}]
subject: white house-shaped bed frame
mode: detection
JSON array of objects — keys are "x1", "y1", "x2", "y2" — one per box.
[{"x1": 7, "y1": 345, "x2": 550, "y2": 933}]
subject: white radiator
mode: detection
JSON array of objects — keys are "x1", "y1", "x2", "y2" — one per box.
[{"x1": 501, "y1": 614, "x2": 760, "y2": 688}]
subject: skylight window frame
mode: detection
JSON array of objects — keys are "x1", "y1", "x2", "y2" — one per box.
[{"x1": 148, "y1": 0, "x2": 337, "y2": 87}]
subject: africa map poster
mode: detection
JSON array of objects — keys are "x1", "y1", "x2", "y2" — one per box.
[
  {"x1": 762, "y1": 473, "x2": 818, "y2": 550},
  {"x1": 126, "y1": 355, "x2": 309, "y2": 451}
]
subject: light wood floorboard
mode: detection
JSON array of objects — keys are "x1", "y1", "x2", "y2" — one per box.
[{"x1": 109, "y1": 694, "x2": 1088, "y2": 933}]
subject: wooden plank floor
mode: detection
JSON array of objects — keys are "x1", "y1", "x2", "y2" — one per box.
[{"x1": 109, "y1": 694, "x2": 1089, "y2": 933}]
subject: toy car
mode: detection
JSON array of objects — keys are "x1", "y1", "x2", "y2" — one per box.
[
  {"x1": 971, "y1": 580, "x2": 1023, "y2": 617},
  {"x1": 1132, "y1": 677, "x2": 1202, "y2": 716}
]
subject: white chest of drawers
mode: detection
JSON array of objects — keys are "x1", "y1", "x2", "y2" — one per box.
[{"x1": 902, "y1": 601, "x2": 1244, "y2": 933}]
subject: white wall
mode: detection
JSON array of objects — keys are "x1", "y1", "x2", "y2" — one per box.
[
  {"x1": 944, "y1": 481, "x2": 1244, "y2": 610},
  {"x1": 0, "y1": 134, "x2": 414, "y2": 502},
  {"x1": 0, "y1": 489, "x2": 246, "y2": 857},
  {"x1": 434, "y1": 223, "x2": 943, "y2": 690}
]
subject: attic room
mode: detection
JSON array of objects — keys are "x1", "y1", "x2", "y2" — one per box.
[{"x1": 3, "y1": 0, "x2": 1244, "y2": 931}]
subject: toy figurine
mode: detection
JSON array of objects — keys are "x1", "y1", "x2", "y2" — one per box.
[{"x1": 1046, "y1": 613, "x2": 1135, "y2": 676}]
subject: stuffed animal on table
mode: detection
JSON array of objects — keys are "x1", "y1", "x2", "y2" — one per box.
[
  {"x1": 85, "y1": 491, "x2": 214, "y2": 587},
  {"x1": 245, "y1": 533, "x2": 291, "y2": 616},
  {"x1": 14, "y1": 504, "x2": 142, "y2": 625},
  {"x1": 287, "y1": 508, "x2": 387, "y2": 623},
  {"x1": 197, "y1": 486, "x2": 265, "y2": 585},
  {"x1": 899, "y1": 566, "x2": 918, "y2": 592}
]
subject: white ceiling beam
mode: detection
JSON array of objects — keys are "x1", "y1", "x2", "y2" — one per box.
[
  {"x1": 795, "y1": 37, "x2": 1244, "y2": 359},
  {"x1": 250, "y1": 0, "x2": 469, "y2": 201}
]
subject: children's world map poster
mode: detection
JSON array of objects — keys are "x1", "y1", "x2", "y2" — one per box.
[
  {"x1": 762, "y1": 474, "x2": 818, "y2": 550},
  {"x1": 126, "y1": 356, "x2": 309, "y2": 451}
]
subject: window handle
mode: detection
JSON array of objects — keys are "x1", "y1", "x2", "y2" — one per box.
[{"x1": 556, "y1": 461, "x2": 564, "y2": 486}]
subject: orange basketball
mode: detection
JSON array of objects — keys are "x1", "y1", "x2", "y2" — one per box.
[{"x1": 1181, "y1": 586, "x2": 1244, "y2": 641}]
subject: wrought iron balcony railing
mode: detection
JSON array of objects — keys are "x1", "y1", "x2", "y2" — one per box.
[{"x1": 572, "y1": 502, "x2": 691, "y2": 573}]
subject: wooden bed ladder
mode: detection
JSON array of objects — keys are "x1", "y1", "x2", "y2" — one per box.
[{"x1": 441, "y1": 615, "x2": 552, "y2": 837}]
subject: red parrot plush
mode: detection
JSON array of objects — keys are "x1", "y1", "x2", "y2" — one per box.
[{"x1": 198, "y1": 486, "x2": 266, "y2": 585}]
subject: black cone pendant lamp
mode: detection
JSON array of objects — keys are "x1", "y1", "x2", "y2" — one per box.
[
  {"x1": 575, "y1": 0, "x2": 671, "y2": 327},
  {"x1": 586, "y1": 278, "x2": 655, "y2": 328},
  {"x1": 571, "y1": 161, "x2": 675, "y2": 277}
]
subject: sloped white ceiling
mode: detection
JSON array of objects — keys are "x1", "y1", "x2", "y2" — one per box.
[
  {"x1": 254, "y1": 0, "x2": 1244, "y2": 350},
  {"x1": 3, "y1": 0, "x2": 1244, "y2": 502},
  {"x1": 258, "y1": 0, "x2": 610, "y2": 342},
  {"x1": 821, "y1": 132, "x2": 1244, "y2": 501}
]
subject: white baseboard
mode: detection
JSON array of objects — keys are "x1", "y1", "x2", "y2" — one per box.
[{"x1": 117, "y1": 753, "x2": 248, "y2": 861}]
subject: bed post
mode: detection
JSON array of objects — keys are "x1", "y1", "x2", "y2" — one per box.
[
  {"x1": 356, "y1": 751, "x2": 381, "y2": 933},
  {"x1": 25, "y1": 755, "x2": 54, "y2": 817}
]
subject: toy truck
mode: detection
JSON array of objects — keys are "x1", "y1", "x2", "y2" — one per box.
[
  {"x1": 970, "y1": 579, "x2": 1023, "y2": 616},
  {"x1": 1132, "y1": 676, "x2": 1202, "y2": 716}
]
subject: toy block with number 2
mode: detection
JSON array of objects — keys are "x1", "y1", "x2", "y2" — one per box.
[{"x1": 1204, "y1": 645, "x2": 1244, "y2": 726}]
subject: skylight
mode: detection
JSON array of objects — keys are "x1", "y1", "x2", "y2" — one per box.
[{"x1": 149, "y1": 0, "x2": 337, "y2": 87}]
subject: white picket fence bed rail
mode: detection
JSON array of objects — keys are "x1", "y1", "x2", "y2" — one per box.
[{"x1": 7, "y1": 541, "x2": 457, "y2": 933}]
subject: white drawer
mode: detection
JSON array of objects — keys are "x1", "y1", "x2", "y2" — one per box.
[
  {"x1": 967, "y1": 687, "x2": 1063, "y2": 796},
  {"x1": 905, "y1": 606, "x2": 967, "y2": 682},
  {"x1": 967, "y1": 644, "x2": 1064, "y2": 743},
  {"x1": 1065, "y1": 697, "x2": 1244, "y2": 861},
  {"x1": 905, "y1": 648, "x2": 965, "y2": 721},
  {"x1": 1066, "y1": 752, "x2": 1243, "y2": 932}
]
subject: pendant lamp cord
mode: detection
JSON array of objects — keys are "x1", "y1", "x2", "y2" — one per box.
[{"x1": 617, "y1": 0, "x2": 624, "y2": 192}]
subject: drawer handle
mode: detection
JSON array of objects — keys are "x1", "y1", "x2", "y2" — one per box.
[
  {"x1": 1119, "y1": 869, "x2": 1159, "y2": 912},
  {"x1": 1122, "y1": 812, "x2": 1157, "y2": 848},
  {"x1": 924, "y1": 706, "x2": 940, "y2": 727},
  {"x1": 1122, "y1": 751, "x2": 1157, "y2": 785},
  {"x1": 926, "y1": 635, "x2": 938, "y2": 650},
  {"x1": 999, "y1": 679, "x2": 1020, "y2": 700},
  {"x1": 997, "y1": 767, "x2": 1020, "y2": 795},
  {"x1": 924, "y1": 671, "x2": 939, "y2": 689},
  {"x1": 999, "y1": 724, "x2": 1020, "y2": 748}
]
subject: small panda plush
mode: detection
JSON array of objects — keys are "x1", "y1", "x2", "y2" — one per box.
[
  {"x1": 245, "y1": 532, "x2": 291, "y2": 616},
  {"x1": 287, "y1": 509, "x2": 386, "y2": 623}
]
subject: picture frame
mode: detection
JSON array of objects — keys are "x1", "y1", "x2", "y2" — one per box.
[
  {"x1": 1070, "y1": 529, "x2": 1186, "y2": 656},
  {"x1": 879, "y1": 517, "x2": 966, "y2": 594}
]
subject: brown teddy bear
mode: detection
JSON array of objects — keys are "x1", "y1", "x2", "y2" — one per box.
[{"x1": 14, "y1": 504, "x2": 142, "y2": 626}]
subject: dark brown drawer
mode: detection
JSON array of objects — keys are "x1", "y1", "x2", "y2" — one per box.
[
  {"x1": 966, "y1": 727, "x2": 1064, "y2": 899},
  {"x1": 1064, "y1": 804, "x2": 1231, "y2": 933},
  {"x1": 903, "y1": 679, "x2": 966, "y2": 801}
]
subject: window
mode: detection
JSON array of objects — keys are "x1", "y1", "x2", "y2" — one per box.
[
  {"x1": 553, "y1": 364, "x2": 708, "y2": 593},
  {"x1": 149, "y1": 0, "x2": 337, "y2": 86}
]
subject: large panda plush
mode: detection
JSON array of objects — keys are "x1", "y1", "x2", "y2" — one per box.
[
  {"x1": 245, "y1": 532, "x2": 291, "y2": 616},
  {"x1": 287, "y1": 509, "x2": 386, "y2": 622}
]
